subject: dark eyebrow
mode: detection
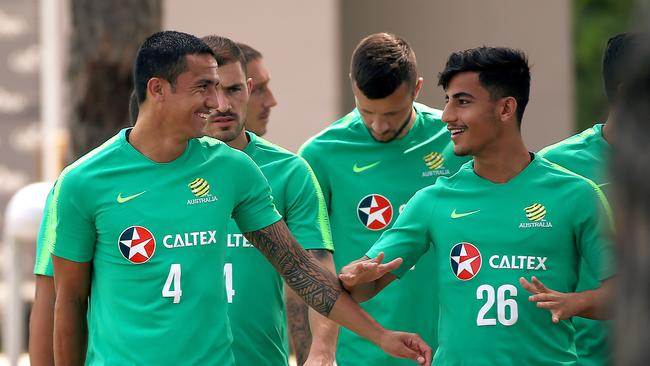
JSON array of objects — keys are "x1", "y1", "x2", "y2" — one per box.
[
  {"x1": 195, "y1": 78, "x2": 219, "y2": 87},
  {"x1": 451, "y1": 92, "x2": 474, "y2": 99}
]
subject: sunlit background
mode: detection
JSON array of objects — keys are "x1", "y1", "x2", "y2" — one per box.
[{"x1": 0, "y1": 0, "x2": 645, "y2": 364}]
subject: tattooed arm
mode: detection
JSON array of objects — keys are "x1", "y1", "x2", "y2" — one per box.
[
  {"x1": 244, "y1": 220, "x2": 432, "y2": 365},
  {"x1": 286, "y1": 249, "x2": 339, "y2": 366}
]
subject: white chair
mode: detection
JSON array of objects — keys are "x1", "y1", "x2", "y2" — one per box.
[{"x1": 3, "y1": 181, "x2": 53, "y2": 365}]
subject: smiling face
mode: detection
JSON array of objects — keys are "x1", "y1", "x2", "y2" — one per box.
[
  {"x1": 441, "y1": 71, "x2": 502, "y2": 157},
  {"x1": 204, "y1": 61, "x2": 251, "y2": 143},
  {"x1": 160, "y1": 53, "x2": 220, "y2": 139},
  {"x1": 353, "y1": 80, "x2": 422, "y2": 142}
]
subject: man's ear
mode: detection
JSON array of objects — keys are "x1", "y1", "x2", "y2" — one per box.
[
  {"x1": 498, "y1": 96, "x2": 518, "y2": 124},
  {"x1": 413, "y1": 77, "x2": 424, "y2": 99},
  {"x1": 147, "y1": 77, "x2": 167, "y2": 102},
  {"x1": 246, "y1": 77, "x2": 253, "y2": 97}
]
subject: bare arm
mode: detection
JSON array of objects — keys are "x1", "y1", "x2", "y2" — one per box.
[
  {"x1": 52, "y1": 256, "x2": 91, "y2": 366},
  {"x1": 304, "y1": 250, "x2": 339, "y2": 366},
  {"x1": 29, "y1": 275, "x2": 55, "y2": 366},
  {"x1": 244, "y1": 220, "x2": 431, "y2": 365},
  {"x1": 338, "y1": 253, "x2": 400, "y2": 302},
  {"x1": 520, "y1": 276, "x2": 615, "y2": 322}
]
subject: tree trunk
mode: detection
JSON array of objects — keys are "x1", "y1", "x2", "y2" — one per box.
[{"x1": 68, "y1": 0, "x2": 161, "y2": 160}]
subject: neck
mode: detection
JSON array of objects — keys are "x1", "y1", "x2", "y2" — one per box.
[
  {"x1": 395, "y1": 106, "x2": 417, "y2": 140},
  {"x1": 473, "y1": 133, "x2": 530, "y2": 184},
  {"x1": 602, "y1": 113, "x2": 614, "y2": 144},
  {"x1": 129, "y1": 112, "x2": 189, "y2": 162},
  {"x1": 226, "y1": 130, "x2": 250, "y2": 151}
]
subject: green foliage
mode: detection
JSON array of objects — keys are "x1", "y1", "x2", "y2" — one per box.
[{"x1": 573, "y1": 0, "x2": 635, "y2": 131}]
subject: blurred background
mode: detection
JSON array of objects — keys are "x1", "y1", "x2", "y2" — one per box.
[{"x1": 0, "y1": 0, "x2": 646, "y2": 364}]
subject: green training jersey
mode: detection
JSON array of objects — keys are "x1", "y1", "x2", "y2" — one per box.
[
  {"x1": 34, "y1": 189, "x2": 55, "y2": 276},
  {"x1": 223, "y1": 132, "x2": 333, "y2": 366},
  {"x1": 47, "y1": 128, "x2": 281, "y2": 366},
  {"x1": 299, "y1": 103, "x2": 470, "y2": 366},
  {"x1": 539, "y1": 123, "x2": 611, "y2": 366},
  {"x1": 367, "y1": 156, "x2": 615, "y2": 366}
]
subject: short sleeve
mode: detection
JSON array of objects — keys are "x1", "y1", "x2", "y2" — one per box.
[
  {"x1": 34, "y1": 187, "x2": 55, "y2": 276},
  {"x1": 366, "y1": 188, "x2": 435, "y2": 278},
  {"x1": 283, "y1": 157, "x2": 333, "y2": 251},
  {"x1": 575, "y1": 182, "x2": 616, "y2": 281},
  {"x1": 232, "y1": 156, "x2": 282, "y2": 233},
  {"x1": 49, "y1": 174, "x2": 97, "y2": 263},
  {"x1": 298, "y1": 141, "x2": 331, "y2": 209}
]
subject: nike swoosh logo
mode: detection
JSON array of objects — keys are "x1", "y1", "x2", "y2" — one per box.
[
  {"x1": 353, "y1": 161, "x2": 381, "y2": 173},
  {"x1": 597, "y1": 182, "x2": 610, "y2": 188},
  {"x1": 451, "y1": 209, "x2": 480, "y2": 219},
  {"x1": 117, "y1": 191, "x2": 146, "y2": 204}
]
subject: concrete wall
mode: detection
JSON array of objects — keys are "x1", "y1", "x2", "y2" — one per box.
[
  {"x1": 165, "y1": 0, "x2": 572, "y2": 152},
  {"x1": 341, "y1": 0, "x2": 573, "y2": 151},
  {"x1": 164, "y1": 0, "x2": 341, "y2": 152}
]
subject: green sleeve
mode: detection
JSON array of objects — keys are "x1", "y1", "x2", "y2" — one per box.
[
  {"x1": 34, "y1": 187, "x2": 55, "y2": 276},
  {"x1": 574, "y1": 181, "x2": 616, "y2": 281},
  {"x1": 283, "y1": 157, "x2": 333, "y2": 251},
  {"x1": 366, "y1": 188, "x2": 435, "y2": 278},
  {"x1": 298, "y1": 142, "x2": 331, "y2": 209},
  {"x1": 49, "y1": 173, "x2": 97, "y2": 263},
  {"x1": 232, "y1": 155, "x2": 283, "y2": 233}
]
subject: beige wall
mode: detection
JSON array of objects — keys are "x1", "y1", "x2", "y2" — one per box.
[
  {"x1": 164, "y1": 0, "x2": 341, "y2": 152},
  {"x1": 165, "y1": 0, "x2": 572, "y2": 152},
  {"x1": 341, "y1": 0, "x2": 573, "y2": 151}
]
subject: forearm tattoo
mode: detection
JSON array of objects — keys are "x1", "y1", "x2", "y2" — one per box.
[{"x1": 244, "y1": 221, "x2": 342, "y2": 316}]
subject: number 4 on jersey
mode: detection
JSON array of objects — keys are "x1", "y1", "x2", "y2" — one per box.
[
  {"x1": 162, "y1": 263, "x2": 182, "y2": 303},
  {"x1": 224, "y1": 263, "x2": 235, "y2": 303}
]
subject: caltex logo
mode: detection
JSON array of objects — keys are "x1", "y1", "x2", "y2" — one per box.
[
  {"x1": 357, "y1": 194, "x2": 393, "y2": 230},
  {"x1": 118, "y1": 226, "x2": 156, "y2": 264},
  {"x1": 450, "y1": 242, "x2": 482, "y2": 281}
]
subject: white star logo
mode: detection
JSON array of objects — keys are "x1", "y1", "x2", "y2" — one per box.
[
  {"x1": 451, "y1": 245, "x2": 479, "y2": 276},
  {"x1": 359, "y1": 196, "x2": 390, "y2": 225},
  {"x1": 120, "y1": 228, "x2": 152, "y2": 259}
]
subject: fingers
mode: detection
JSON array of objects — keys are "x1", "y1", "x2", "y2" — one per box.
[
  {"x1": 377, "y1": 257, "x2": 403, "y2": 274},
  {"x1": 372, "y1": 252, "x2": 385, "y2": 264},
  {"x1": 518, "y1": 277, "x2": 538, "y2": 294},
  {"x1": 529, "y1": 293, "x2": 558, "y2": 302},
  {"x1": 531, "y1": 276, "x2": 550, "y2": 292}
]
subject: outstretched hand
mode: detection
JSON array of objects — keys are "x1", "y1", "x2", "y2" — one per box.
[
  {"x1": 519, "y1": 276, "x2": 582, "y2": 323},
  {"x1": 338, "y1": 252, "x2": 402, "y2": 288},
  {"x1": 378, "y1": 330, "x2": 432, "y2": 366}
]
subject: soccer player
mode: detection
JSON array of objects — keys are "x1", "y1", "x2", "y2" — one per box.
[
  {"x1": 45, "y1": 31, "x2": 432, "y2": 365},
  {"x1": 538, "y1": 32, "x2": 639, "y2": 366},
  {"x1": 237, "y1": 43, "x2": 277, "y2": 136},
  {"x1": 200, "y1": 35, "x2": 336, "y2": 366},
  {"x1": 236, "y1": 42, "x2": 322, "y2": 364},
  {"x1": 299, "y1": 33, "x2": 470, "y2": 365},
  {"x1": 339, "y1": 46, "x2": 615, "y2": 365}
]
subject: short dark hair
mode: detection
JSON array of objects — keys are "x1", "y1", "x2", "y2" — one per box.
[
  {"x1": 438, "y1": 46, "x2": 530, "y2": 125},
  {"x1": 128, "y1": 90, "x2": 139, "y2": 125},
  {"x1": 202, "y1": 35, "x2": 247, "y2": 74},
  {"x1": 133, "y1": 30, "x2": 214, "y2": 104},
  {"x1": 603, "y1": 32, "x2": 643, "y2": 103},
  {"x1": 237, "y1": 42, "x2": 263, "y2": 63},
  {"x1": 350, "y1": 33, "x2": 417, "y2": 99}
]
